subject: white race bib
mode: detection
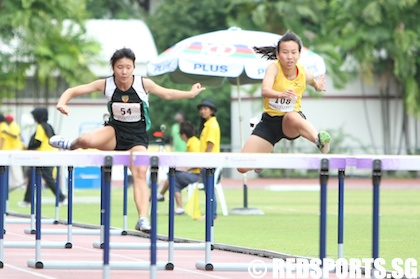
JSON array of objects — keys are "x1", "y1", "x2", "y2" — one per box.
[
  {"x1": 268, "y1": 98, "x2": 296, "y2": 112},
  {"x1": 111, "y1": 103, "x2": 142, "y2": 122}
]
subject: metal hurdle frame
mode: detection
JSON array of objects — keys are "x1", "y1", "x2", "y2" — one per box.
[
  {"x1": 1, "y1": 166, "x2": 74, "y2": 250},
  {"x1": 130, "y1": 152, "x2": 348, "y2": 279},
  {"x1": 24, "y1": 165, "x2": 128, "y2": 238},
  {"x1": 20, "y1": 153, "x2": 167, "y2": 277},
  {"x1": 2, "y1": 151, "x2": 419, "y2": 279},
  {"x1": 5, "y1": 166, "x2": 58, "y2": 226},
  {"x1": 91, "y1": 165, "x2": 206, "y2": 271},
  {"x1": 354, "y1": 155, "x2": 420, "y2": 278}
]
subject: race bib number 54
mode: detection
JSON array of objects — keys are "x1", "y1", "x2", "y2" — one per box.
[{"x1": 112, "y1": 103, "x2": 142, "y2": 122}]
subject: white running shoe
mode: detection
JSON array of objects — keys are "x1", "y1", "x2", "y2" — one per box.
[
  {"x1": 317, "y1": 131, "x2": 331, "y2": 154},
  {"x1": 17, "y1": 201, "x2": 31, "y2": 208},
  {"x1": 49, "y1": 135, "x2": 72, "y2": 150},
  {"x1": 135, "y1": 217, "x2": 151, "y2": 233},
  {"x1": 59, "y1": 198, "x2": 68, "y2": 206},
  {"x1": 174, "y1": 208, "x2": 185, "y2": 215}
]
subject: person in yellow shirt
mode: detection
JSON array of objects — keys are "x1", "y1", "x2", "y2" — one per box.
[
  {"x1": 197, "y1": 98, "x2": 220, "y2": 220},
  {"x1": 2, "y1": 114, "x2": 24, "y2": 150},
  {"x1": 1, "y1": 114, "x2": 25, "y2": 191},
  {"x1": 237, "y1": 31, "x2": 330, "y2": 174},
  {"x1": 0, "y1": 114, "x2": 7, "y2": 149},
  {"x1": 157, "y1": 121, "x2": 200, "y2": 214},
  {"x1": 18, "y1": 108, "x2": 66, "y2": 207}
]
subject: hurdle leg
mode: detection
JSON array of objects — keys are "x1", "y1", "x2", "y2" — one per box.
[
  {"x1": 371, "y1": 159, "x2": 381, "y2": 279},
  {"x1": 122, "y1": 166, "x2": 129, "y2": 234},
  {"x1": 34, "y1": 167, "x2": 44, "y2": 268},
  {"x1": 149, "y1": 156, "x2": 159, "y2": 279},
  {"x1": 319, "y1": 159, "x2": 329, "y2": 279},
  {"x1": 53, "y1": 166, "x2": 61, "y2": 223},
  {"x1": 166, "y1": 167, "x2": 176, "y2": 270},
  {"x1": 0, "y1": 166, "x2": 6, "y2": 268},
  {"x1": 29, "y1": 167, "x2": 36, "y2": 234},
  {"x1": 196, "y1": 168, "x2": 215, "y2": 271},
  {"x1": 65, "y1": 166, "x2": 74, "y2": 247},
  {"x1": 102, "y1": 156, "x2": 113, "y2": 279},
  {"x1": 337, "y1": 169, "x2": 345, "y2": 259},
  {"x1": 100, "y1": 166, "x2": 105, "y2": 245}
]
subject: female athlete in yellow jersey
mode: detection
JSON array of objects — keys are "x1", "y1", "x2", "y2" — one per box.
[{"x1": 238, "y1": 31, "x2": 330, "y2": 174}]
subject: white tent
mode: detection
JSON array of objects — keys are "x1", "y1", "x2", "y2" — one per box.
[{"x1": 84, "y1": 19, "x2": 158, "y2": 77}]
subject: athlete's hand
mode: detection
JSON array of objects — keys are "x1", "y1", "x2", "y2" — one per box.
[
  {"x1": 314, "y1": 75, "x2": 326, "y2": 92},
  {"x1": 190, "y1": 83, "x2": 206, "y2": 97},
  {"x1": 57, "y1": 104, "x2": 69, "y2": 116},
  {"x1": 283, "y1": 89, "x2": 298, "y2": 100}
]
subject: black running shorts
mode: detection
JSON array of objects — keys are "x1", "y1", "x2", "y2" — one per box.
[
  {"x1": 106, "y1": 121, "x2": 149, "y2": 150},
  {"x1": 251, "y1": 112, "x2": 306, "y2": 146}
]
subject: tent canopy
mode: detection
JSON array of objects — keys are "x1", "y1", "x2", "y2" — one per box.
[{"x1": 85, "y1": 19, "x2": 158, "y2": 77}]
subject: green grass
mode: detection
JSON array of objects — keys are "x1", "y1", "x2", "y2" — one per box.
[{"x1": 7, "y1": 186, "x2": 420, "y2": 269}]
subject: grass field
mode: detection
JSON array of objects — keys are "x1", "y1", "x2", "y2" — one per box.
[{"x1": 7, "y1": 184, "x2": 420, "y2": 270}]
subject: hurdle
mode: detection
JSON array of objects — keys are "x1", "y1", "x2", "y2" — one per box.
[
  {"x1": 354, "y1": 155, "x2": 419, "y2": 278},
  {"x1": 185, "y1": 154, "x2": 347, "y2": 278},
  {"x1": 1, "y1": 166, "x2": 71, "y2": 251},
  {"x1": 5, "y1": 166, "x2": 58, "y2": 226},
  {"x1": 91, "y1": 166, "x2": 206, "y2": 266},
  {"x1": 25, "y1": 165, "x2": 127, "y2": 238},
  {"x1": 127, "y1": 152, "x2": 349, "y2": 278},
  {"x1": 92, "y1": 164, "x2": 208, "y2": 273},
  {"x1": 0, "y1": 151, "x2": 169, "y2": 277},
  {"x1": 2, "y1": 151, "x2": 418, "y2": 278}
]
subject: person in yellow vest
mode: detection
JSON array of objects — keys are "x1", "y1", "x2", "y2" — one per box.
[
  {"x1": 18, "y1": 108, "x2": 67, "y2": 207},
  {"x1": 237, "y1": 31, "x2": 331, "y2": 174},
  {"x1": 0, "y1": 114, "x2": 6, "y2": 149},
  {"x1": 157, "y1": 121, "x2": 200, "y2": 214},
  {"x1": 1, "y1": 114, "x2": 25, "y2": 191},
  {"x1": 197, "y1": 98, "x2": 220, "y2": 220}
]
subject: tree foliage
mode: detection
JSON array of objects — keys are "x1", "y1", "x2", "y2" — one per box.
[
  {"x1": 146, "y1": 0, "x2": 235, "y2": 52},
  {"x1": 2, "y1": 0, "x2": 419, "y2": 153},
  {"x1": 322, "y1": 0, "x2": 420, "y2": 154},
  {"x1": 227, "y1": 0, "x2": 347, "y2": 89},
  {"x1": 85, "y1": 0, "x2": 148, "y2": 19},
  {"x1": 0, "y1": 0, "x2": 100, "y2": 103}
]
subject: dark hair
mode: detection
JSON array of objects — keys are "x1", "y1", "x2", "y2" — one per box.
[
  {"x1": 110, "y1": 48, "x2": 136, "y2": 68},
  {"x1": 180, "y1": 121, "x2": 195, "y2": 138},
  {"x1": 31, "y1": 107, "x2": 49, "y2": 123},
  {"x1": 253, "y1": 31, "x2": 303, "y2": 60}
]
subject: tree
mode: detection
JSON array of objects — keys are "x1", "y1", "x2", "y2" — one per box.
[
  {"x1": 146, "y1": 0, "x2": 236, "y2": 52},
  {"x1": 85, "y1": 0, "x2": 148, "y2": 19},
  {"x1": 0, "y1": 0, "x2": 101, "y2": 104},
  {"x1": 322, "y1": 0, "x2": 420, "y2": 154},
  {"x1": 228, "y1": 0, "x2": 348, "y2": 89}
]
